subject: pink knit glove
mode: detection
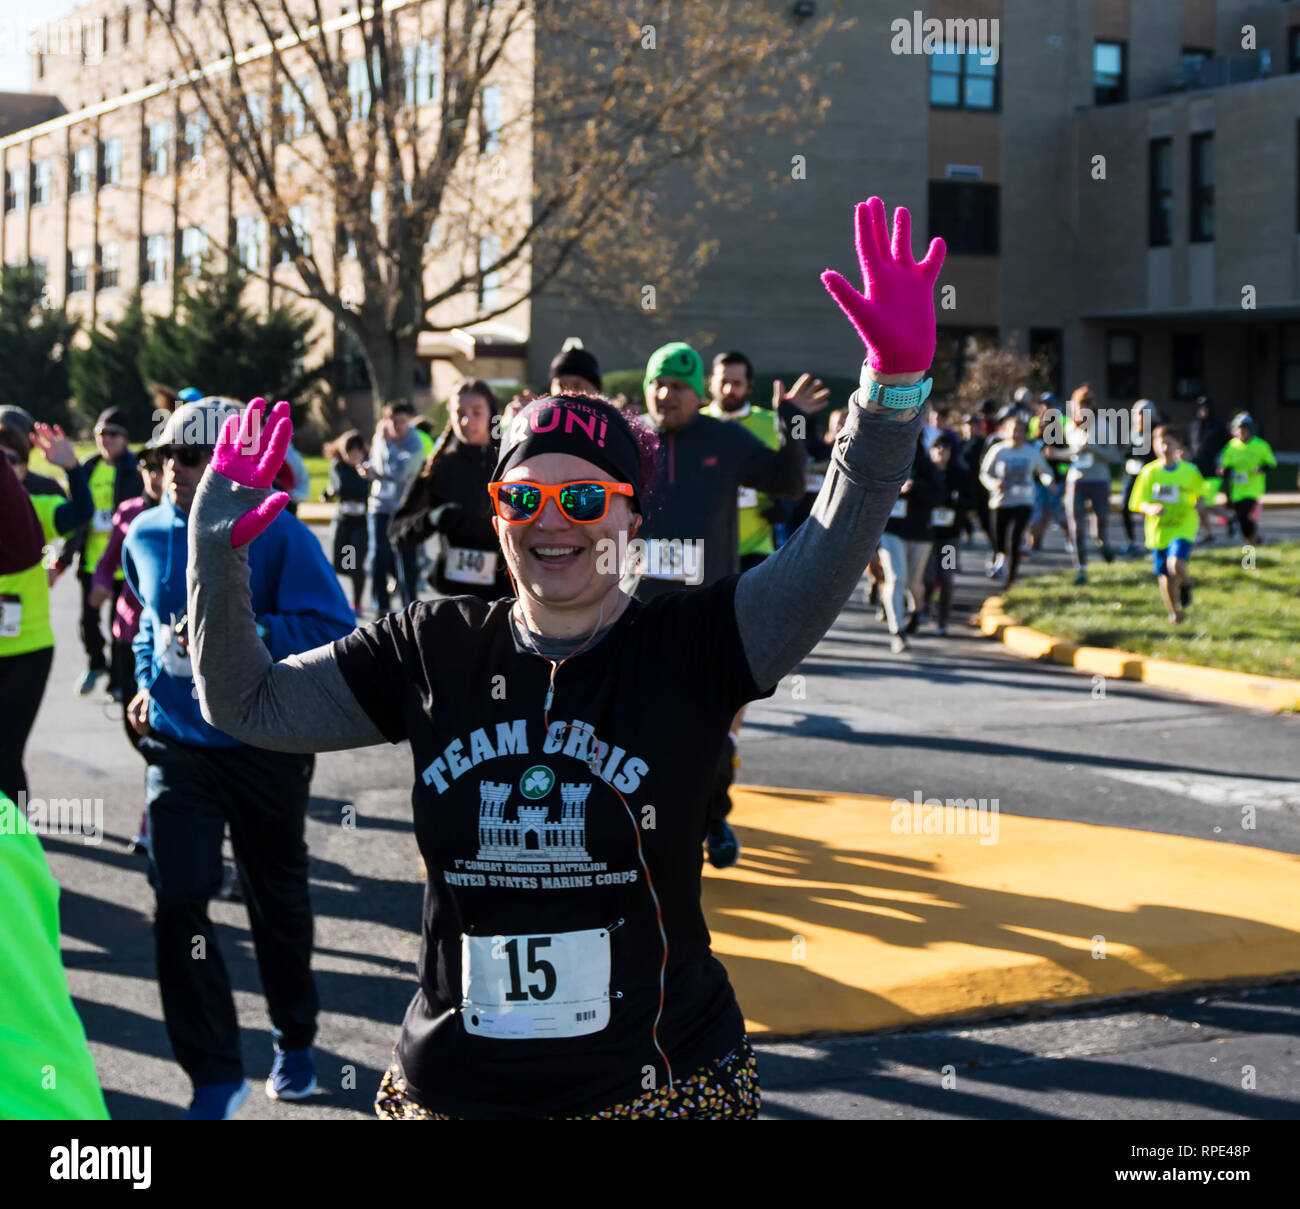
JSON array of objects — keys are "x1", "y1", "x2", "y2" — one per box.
[
  {"x1": 211, "y1": 397, "x2": 292, "y2": 547},
  {"x1": 821, "y1": 197, "x2": 946, "y2": 375}
]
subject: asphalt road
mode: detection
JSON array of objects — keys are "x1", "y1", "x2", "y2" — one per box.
[{"x1": 24, "y1": 510, "x2": 1300, "y2": 1120}]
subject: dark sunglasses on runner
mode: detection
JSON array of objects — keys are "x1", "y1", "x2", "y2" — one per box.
[
  {"x1": 162, "y1": 445, "x2": 211, "y2": 468},
  {"x1": 487, "y1": 479, "x2": 634, "y2": 524}
]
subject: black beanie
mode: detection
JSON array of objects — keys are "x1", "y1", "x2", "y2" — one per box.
[
  {"x1": 95, "y1": 406, "x2": 130, "y2": 436},
  {"x1": 548, "y1": 344, "x2": 602, "y2": 392}
]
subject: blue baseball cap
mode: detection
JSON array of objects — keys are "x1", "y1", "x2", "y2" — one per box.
[{"x1": 176, "y1": 387, "x2": 203, "y2": 404}]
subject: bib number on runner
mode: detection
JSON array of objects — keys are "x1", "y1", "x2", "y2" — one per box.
[
  {"x1": 805, "y1": 472, "x2": 825, "y2": 493},
  {"x1": 92, "y1": 508, "x2": 113, "y2": 533},
  {"x1": 1232, "y1": 470, "x2": 1249, "y2": 485},
  {"x1": 736, "y1": 486, "x2": 759, "y2": 509},
  {"x1": 0, "y1": 594, "x2": 21, "y2": 638},
  {"x1": 889, "y1": 498, "x2": 908, "y2": 519},
  {"x1": 444, "y1": 546, "x2": 498, "y2": 586},
  {"x1": 1150, "y1": 482, "x2": 1180, "y2": 503},
  {"x1": 931, "y1": 507, "x2": 956, "y2": 528},
  {"x1": 461, "y1": 929, "x2": 611, "y2": 1039}
]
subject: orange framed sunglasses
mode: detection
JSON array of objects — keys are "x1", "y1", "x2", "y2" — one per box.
[{"x1": 487, "y1": 479, "x2": 634, "y2": 524}]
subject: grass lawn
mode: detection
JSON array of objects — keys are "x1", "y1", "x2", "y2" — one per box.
[{"x1": 1000, "y1": 542, "x2": 1300, "y2": 680}]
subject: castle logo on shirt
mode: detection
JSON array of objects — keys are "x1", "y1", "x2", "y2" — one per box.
[{"x1": 478, "y1": 778, "x2": 592, "y2": 862}]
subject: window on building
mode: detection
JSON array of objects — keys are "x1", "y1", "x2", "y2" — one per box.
[
  {"x1": 281, "y1": 204, "x2": 310, "y2": 262},
  {"x1": 1029, "y1": 328, "x2": 1064, "y2": 398},
  {"x1": 929, "y1": 46, "x2": 999, "y2": 110},
  {"x1": 1106, "y1": 331, "x2": 1140, "y2": 399},
  {"x1": 480, "y1": 84, "x2": 503, "y2": 154},
  {"x1": 99, "y1": 242, "x2": 120, "y2": 289},
  {"x1": 1179, "y1": 47, "x2": 1212, "y2": 81},
  {"x1": 235, "y1": 214, "x2": 264, "y2": 271},
  {"x1": 282, "y1": 79, "x2": 309, "y2": 140},
  {"x1": 143, "y1": 233, "x2": 169, "y2": 283},
  {"x1": 1282, "y1": 323, "x2": 1300, "y2": 404},
  {"x1": 99, "y1": 138, "x2": 123, "y2": 188},
  {"x1": 68, "y1": 246, "x2": 92, "y2": 294},
  {"x1": 71, "y1": 146, "x2": 94, "y2": 195},
  {"x1": 1290, "y1": 28, "x2": 1300, "y2": 73},
  {"x1": 347, "y1": 58, "x2": 372, "y2": 122},
  {"x1": 30, "y1": 159, "x2": 51, "y2": 207},
  {"x1": 181, "y1": 111, "x2": 207, "y2": 163},
  {"x1": 1148, "y1": 137, "x2": 1172, "y2": 247},
  {"x1": 478, "y1": 233, "x2": 500, "y2": 309},
  {"x1": 241, "y1": 93, "x2": 265, "y2": 141},
  {"x1": 4, "y1": 167, "x2": 26, "y2": 213},
  {"x1": 928, "y1": 181, "x2": 999, "y2": 255},
  {"x1": 1190, "y1": 132, "x2": 1214, "y2": 242},
  {"x1": 1172, "y1": 333, "x2": 1204, "y2": 399},
  {"x1": 1094, "y1": 41, "x2": 1126, "y2": 105},
  {"x1": 29, "y1": 258, "x2": 46, "y2": 292},
  {"x1": 405, "y1": 38, "x2": 440, "y2": 107},
  {"x1": 147, "y1": 122, "x2": 171, "y2": 175},
  {"x1": 180, "y1": 226, "x2": 207, "y2": 278},
  {"x1": 122, "y1": 8, "x2": 131, "y2": 46},
  {"x1": 932, "y1": 327, "x2": 997, "y2": 397}
]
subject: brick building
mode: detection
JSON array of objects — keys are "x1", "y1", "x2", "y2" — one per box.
[{"x1": 3, "y1": 1, "x2": 1300, "y2": 452}]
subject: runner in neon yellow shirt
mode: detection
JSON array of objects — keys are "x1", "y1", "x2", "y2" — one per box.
[
  {"x1": 0, "y1": 792, "x2": 109, "y2": 1120},
  {"x1": 1216, "y1": 412, "x2": 1276, "y2": 547},
  {"x1": 1128, "y1": 424, "x2": 1206, "y2": 625}
]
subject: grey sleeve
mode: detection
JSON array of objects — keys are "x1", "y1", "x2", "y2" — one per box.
[
  {"x1": 735, "y1": 375, "x2": 923, "y2": 692},
  {"x1": 187, "y1": 470, "x2": 388, "y2": 753}
]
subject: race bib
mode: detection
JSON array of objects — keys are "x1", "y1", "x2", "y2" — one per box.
[
  {"x1": 1073, "y1": 453, "x2": 1094, "y2": 470},
  {"x1": 1232, "y1": 470, "x2": 1249, "y2": 485},
  {"x1": 444, "y1": 546, "x2": 498, "y2": 586},
  {"x1": 461, "y1": 929, "x2": 611, "y2": 1040},
  {"x1": 1125, "y1": 458, "x2": 1145, "y2": 476},
  {"x1": 805, "y1": 472, "x2": 825, "y2": 493},
  {"x1": 931, "y1": 507, "x2": 956, "y2": 528},
  {"x1": 0, "y1": 594, "x2": 21, "y2": 638},
  {"x1": 736, "y1": 487, "x2": 759, "y2": 509},
  {"x1": 889, "y1": 499, "x2": 908, "y2": 519},
  {"x1": 336, "y1": 500, "x2": 367, "y2": 517},
  {"x1": 1005, "y1": 480, "x2": 1033, "y2": 500},
  {"x1": 92, "y1": 508, "x2": 113, "y2": 533},
  {"x1": 1151, "y1": 482, "x2": 1180, "y2": 503},
  {"x1": 638, "y1": 539, "x2": 694, "y2": 582}
]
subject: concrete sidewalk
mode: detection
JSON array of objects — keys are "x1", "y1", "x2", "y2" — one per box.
[{"x1": 712, "y1": 786, "x2": 1300, "y2": 1036}]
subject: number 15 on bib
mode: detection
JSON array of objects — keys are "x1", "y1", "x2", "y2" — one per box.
[{"x1": 461, "y1": 929, "x2": 611, "y2": 1039}]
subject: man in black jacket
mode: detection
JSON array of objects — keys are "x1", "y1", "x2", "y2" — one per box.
[
  {"x1": 635, "y1": 341, "x2": 826, "y2": 870},
  {"x1": 56, "y1": 407, "x2": 142, "y2": 697}
]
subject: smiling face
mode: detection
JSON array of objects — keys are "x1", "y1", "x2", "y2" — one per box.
[{"x1": 491, "y1": 451, "x2": 640, "y2": 612}]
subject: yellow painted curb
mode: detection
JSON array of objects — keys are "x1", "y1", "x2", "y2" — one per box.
[
  {"x1": 979, "y1": 597, "x2": 1300, "y2": 713},
  {"x1": 705, "y1": 787, "x2": 1300, "y2": 1036}
]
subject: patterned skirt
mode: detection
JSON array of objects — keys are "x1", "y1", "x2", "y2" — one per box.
[{"x1": 374, "y1": 1038, "x2": 760, "y2": 1120}]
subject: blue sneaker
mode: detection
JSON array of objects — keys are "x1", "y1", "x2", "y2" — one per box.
[
  {"x1": 185, "y1": 1080, "x2": 249, "y2": 1120},
  {"x1": 76, "y1": 668, "x2": 106, "y2": 696},
  {"x1": 706, "y1": 821, "x2": 740, "y2": 870},
  {"x1": 266, "y1": 1046, "x2": 316, "y2": 1100}
]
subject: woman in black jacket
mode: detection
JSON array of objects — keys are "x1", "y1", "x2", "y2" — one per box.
[
  {"x1": 389, "y1": 380, "x2": 510, "y2": 600},
  {"x1": 877, "y1": 433, "x2": 943, "y2": 653}
]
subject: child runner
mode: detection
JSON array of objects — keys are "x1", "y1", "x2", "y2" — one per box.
[
  {"x1": 322, "y1": 429, "x2": 371, "y2": 613},
  {"x1": 184, "y1": 196, "x2": 945, "y2": 1120},
  {"x1": 1127, "y1": 424, "x2": 1207, "y2": 625},
  {"x1": 1216, "y1": 412, "x2": 1277, "y2": 548}
]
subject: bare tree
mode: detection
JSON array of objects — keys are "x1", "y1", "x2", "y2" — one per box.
[
  {"x1": 955, "y1": 338, "x2": 1054, "y2": 409},
  {"x1": 140, "y1": 0, "x2": 838, "y2": 416}
]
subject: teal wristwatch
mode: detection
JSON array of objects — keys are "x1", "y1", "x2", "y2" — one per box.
[{"x1": 864, "y1": 377, "x2": 933, "y2": 411}]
